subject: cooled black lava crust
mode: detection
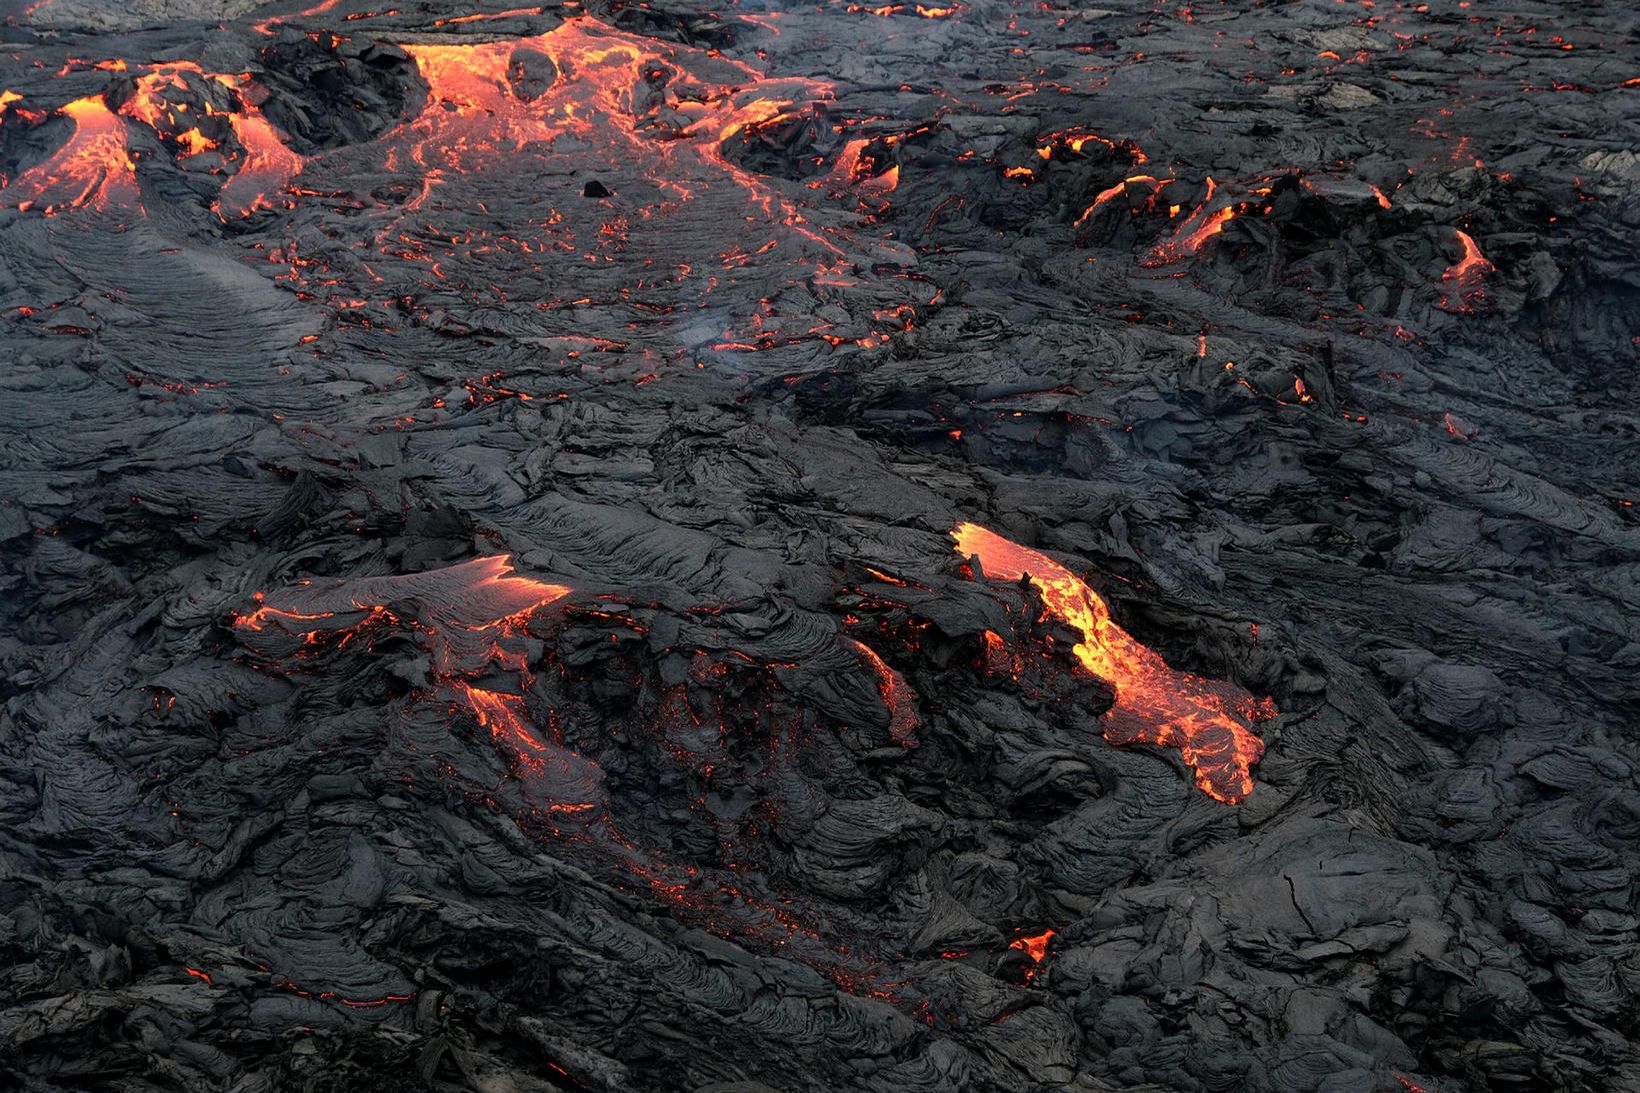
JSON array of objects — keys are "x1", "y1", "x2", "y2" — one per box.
[{"x1": 2, "y1": 1, "x2": 1637, "y2": 1091}]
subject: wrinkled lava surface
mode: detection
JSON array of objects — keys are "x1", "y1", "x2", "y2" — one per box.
[{"x1": 2, "y1": 1, "x2": 1638, "y2": 1090}]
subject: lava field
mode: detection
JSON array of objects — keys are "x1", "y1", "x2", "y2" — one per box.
[{"x1": 1, "y1": 0, "x2": 1637, "y2": 1090}]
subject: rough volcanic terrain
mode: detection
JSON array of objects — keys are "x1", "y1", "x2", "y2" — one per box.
[{"x1": 2, "y1": 0, "x2": 1638, "y2": 1090}]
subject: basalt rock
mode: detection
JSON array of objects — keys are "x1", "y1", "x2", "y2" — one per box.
[{"x1": 1, "y1": 1, "x2": 1637, "y2": 1091}]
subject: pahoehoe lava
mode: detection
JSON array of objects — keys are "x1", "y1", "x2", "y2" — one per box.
[{"x1": 1, "y1": 1, "x2": 1637, "y2": 1091}]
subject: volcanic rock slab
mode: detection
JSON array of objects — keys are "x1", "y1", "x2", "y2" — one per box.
[{"x1": 2, "y1": 0, "x2": 1638, "y2": 1091}]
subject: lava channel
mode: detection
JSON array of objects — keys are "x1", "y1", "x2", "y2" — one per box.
[{"x1": 952, "y1": 522, "x2": 1275, "y2": 803}]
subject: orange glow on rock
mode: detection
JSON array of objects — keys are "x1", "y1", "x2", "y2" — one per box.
[
  {"x1": 1076, "y1": 174, "x2": 1170, "y2": 225},
  {"x1": 1144, "y1": 178, "x2": 1237, "y2": 265},
  {"x1": 1011, "y1": 929, "x2": 1054, "y2": 963},
  {"x1": 235, "y1": 557, "x2": 597, "y2": 814},
  {"x1": 390, "y1": 21, "x2": 833, "y2": 222},
  {"x1": 846, "y1": 2, "x2": 966, "y2": 16},
  {"x1": 952, "y1": 523, "x2": 1273, "y2": 803},
  {"x1": 213, "y1": 86, "x2": 307, "y2": 215},
  {"x1": 173, "y1": 127, "x2": 217, "y2": 157},
  {"x1": 122, "y1": 64, "x2": 307, "y2": 216},
  {"x1": 1010, "y1": 928, "x2": 1055, "y2": 982},
  {"x1": 1438, "y1": 228, "x2": 1493, "y2": 311},
  {"x1": 1, "y1": 64, "x2": 308, "y2": 219},
  {"x1": 4, "y1": 95, "x2": 139, "y2": 215},
  {"x1": 847, "y1": 637, "x2": 919, "y2": 746}
]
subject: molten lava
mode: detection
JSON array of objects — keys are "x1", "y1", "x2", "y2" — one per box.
[
  {"x1": 122, "y1": 65, "x2": 308, "y2": 216},
  {"x1": 384, "y1": 21, "x2": 833, "y2": 230},
  {"x1": 235, "y1": 555, "x2": 930, "y2": 1002},
  {"x1": 209, "y1": 79, "x2": 308, "y2": 215},
  {"x1": 1143, "y1": 177, "x2": 1238, "y2": 266},
  {"x1": 324, "y1": 16, "x2": 889, "y2": 348},
  {"x1": 3, "y1": 95, "x2": 138, "y2": 215},
  {"x1": 1438, "y1": 228, "x2": 1493, "y2": 311},
  {"x1": 1010, "y1": 928, "x2": 1055, "y2": 982},
  {"x1": 1, "y1": 64, "x2": 307, "y2": 219},
  {"x1": 952, "y1": 523, "x2": 1273, "y2": 803},
  {"x1": 848, "y1": 637, "x2": 920, "y2": 746},
  {"x1": 1076, "y1": 174, "x2": 1170, "y2": 225},
  {"x1": 1, "y1": 17, "x2": 911, "y2": 351}
]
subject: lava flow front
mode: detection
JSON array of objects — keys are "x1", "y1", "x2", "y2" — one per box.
[
  {"x1": 953, "y1": 522, "x2": 1274, "y2": 803},
  {"x1": 3, "y1": 95, "x2": 138, "y2": 215}
]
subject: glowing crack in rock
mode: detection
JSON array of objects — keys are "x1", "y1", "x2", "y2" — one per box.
[
  {"x1": 235, "y1": 556, "x2": 601, "y2": 816},
  {"x1": 952, "y1": 522, "x2": 1274, "y2": 803},
  {"x1": 847, "y1": 637, "x2": 920, "y2": 747},
  {"x1": 1142, "y1": 176, "x2": 1240, "y2": 266}
]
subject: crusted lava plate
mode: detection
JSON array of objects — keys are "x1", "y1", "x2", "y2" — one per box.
[{"x1": 2, "y1": 1, "x2": 1637, "y2": 1091}]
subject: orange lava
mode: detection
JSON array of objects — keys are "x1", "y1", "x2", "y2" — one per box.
[
  {"x1": 1010, "y1": 929, "x2": 1054, "y2": 963},
  {"x1": 251, "y1": 0, "x2": 343, "y2": 35},
  {"x1": 388, "y1": 21, "x2": 833, "y2": 232},
  {"x1": 1076, "y1": 174, "x2": 1169, "y2": 225},
  {"x1": 1438, "y1": 228, "x2": 1493, "y2": 311},
  {"x1": 952, "y1": 523, "x2": 1273, "y2": 803},
  {"x1": 122, "y1": 64, "x2": 307, "y2": 216},
  {"x1": 847, "y1": 637, "x2": 920, "y2": 746},
  {"x1": 174, "y1": 127, "x2": 217, "y2": 157},
  {"x1": 236, "y1": 555, "x2": 568, "y2": 641},
  {"x1": 1143, "y1": 177, "x2": 1236, "y2": 265},
  {"x1": 847, "y1": 2, "x2": 966, "y2": 16},
  {"x1": 214, "y1": 86, "x2": 307, "y2": 215},
  {"x1": 1010, "y1": 928, "x2": 1055, "y2": 982},
  {"x1": 1, "y1": 64, "x2": 307, "y2": 219},
  {"x1": 830, "y1": 137, "x2": 899, "y2": 202},
  {"x1": 3, "y1": 95, "x2": 138, "y2": 215}
]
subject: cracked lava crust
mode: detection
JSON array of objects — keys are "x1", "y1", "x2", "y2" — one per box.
[{"x1": 2, "y1": 1, "x2": 1638, "y2": 1091}]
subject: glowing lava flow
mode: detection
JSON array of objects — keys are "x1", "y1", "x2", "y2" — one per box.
[
  {"x1": 1076, "y1": 174, "x2": 1169, "y2": 225},
  {"x1": 1142, "y1": 176, "x2": 1237, "y2": 266},
  {"x1": 236, "y1": 556, "x2": 603, "y2": 816},
  {"x1": 385, "y1": 21, "x2": 835, "y2": 231},
  {"x1": 846, "y1": 3, "x2": 967, "y2": 16},
  {"x1": 0, "y1": 66, "x2": 306, "y2": 219},
  {"x1": 329, "y1": 17, "x2": 890, "y2": 353},
  {"x1": 3, "y1": 96, "x2": 138, "y2": 215},
  {"x1": 235, "y1": 557, "x2": 924, "y2": 1000},
  {"x1": 830, "y1": 137, "x2": 900, "y2": 204},
  {"x1": 1075, "y1": 173, "x2": 1245, "y2": 266},
  {"x1": 1438, "y1": 229, "x2": 1493, "y2": 312},
  {"x1": 952, "y1": 523, "x2": 1274, "y2": 803},
  {"x1": 121, "y1": 65, "x2": 308, "y2": 216},
  {"x1": 215, "y1": 101, "x2": 306, "y2": 215},
  {"x1": 250, "y1": 0, "x2": 344, "y2": 35},
  {"x1": 847, "y1": 637, "x2": 920, "y2": 746},
  {"x1": 1010, "y1": 928, "x2": 1055, "y2": 983}
]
